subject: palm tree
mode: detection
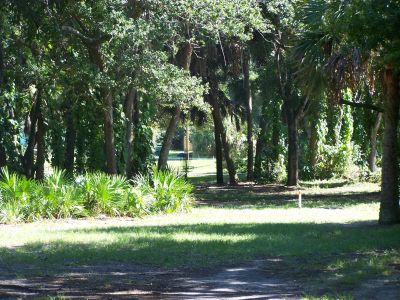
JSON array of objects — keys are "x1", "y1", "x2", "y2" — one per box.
[{"x1": 296, "y1": 0, "x2": 400, "y2": 224}]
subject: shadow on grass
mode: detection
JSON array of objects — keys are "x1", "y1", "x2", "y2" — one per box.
[
  {"x1": 195, "y1": 185, "x2": 380, "y2": 209},
  {"x1": 0, "y1": 221, "x2": 399, "y2": 298},
  {"x1": 300, "y1": 180, "x2": 356, "y2": 189},
  {"x1": 1, "y1": 222, "x2": 399, "y2": 269},
  {"x1": 188, "y1": 173, "x2": 247, "y2": 185}
]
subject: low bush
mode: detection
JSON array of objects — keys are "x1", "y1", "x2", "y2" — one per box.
[
  {"x1": 0, "y1": 167, "x2": 194, "y2": 224},
  {"x1": 135, "y1": 167, "x2": 194, "y2": 213}
]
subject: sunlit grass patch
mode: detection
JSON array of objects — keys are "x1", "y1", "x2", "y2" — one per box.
[
  {"x1": 0, "y1": 181, "x2": 398, "y2": 297},
  {"x1": 1, "y1": 202, "x2": 399, "y2": 268}
]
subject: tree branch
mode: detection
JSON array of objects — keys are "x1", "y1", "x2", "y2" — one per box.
[
  {"x1": 61, "y1": 26, "x2": 111, "y2": 46},
  {"x1": 340, "y1": 98, "x2": 384, "y2": 113},
  {"x1": 296, "y1": 95, "x2": 310, "y2": 121}
]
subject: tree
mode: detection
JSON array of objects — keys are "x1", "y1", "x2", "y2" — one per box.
[
  {"x1": 154, "y1": 0, "x2": 265, "y2": 182},
  {"x1": 296, "y1": 0, "x2": 400, "y2": 224},
  {"x1": 255, "y1": 0, "x2": 309, "y2": 186},
  {"x1": 243, "y1": 49, "x2": 255, "y2": 180}
]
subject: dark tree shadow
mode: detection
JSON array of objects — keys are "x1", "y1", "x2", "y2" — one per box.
[{"x1": 0, "y1": 221, "x2": 399, "y2": 298}]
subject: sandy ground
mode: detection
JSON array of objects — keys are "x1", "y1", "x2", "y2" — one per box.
[{"x1": 0, "y1": 259, "x2": 301, "y2": 299}]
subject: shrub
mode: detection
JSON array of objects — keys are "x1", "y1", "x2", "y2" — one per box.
[
  {"x1": 0, "y1": 167, "x2": 194, "y2": 224},
  {"x1": 135, "y1": 167, "x2": 194, "y2": 213},
  {"x1": 79, "y1": 172, "x2": 131, "y2": 216},
  {"x1": 41, "y1": 169, "x2": 86, "y2": 219},
  {"x1": 0, "y1": 168, "x2": 35, "y2": 223}
]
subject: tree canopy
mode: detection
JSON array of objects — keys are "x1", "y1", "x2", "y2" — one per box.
[{"x1": 1, "y1": 0, "x2": 400, "y2": 224}]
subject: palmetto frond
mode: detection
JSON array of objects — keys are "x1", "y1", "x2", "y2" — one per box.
[
  {"x1": 294, "y1": 30, "x2": 333, "y2": 98},
  {"x1": 294, "y1": 0, "x2": 370, "y2": 102},
  {"x1": 326, "y1": 47, "x2": 367, "y2": 101}
]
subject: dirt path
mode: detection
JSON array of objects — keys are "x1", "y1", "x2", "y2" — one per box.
[{"x1": 0, "y1": 260, "x2": 301, "y2": 299}]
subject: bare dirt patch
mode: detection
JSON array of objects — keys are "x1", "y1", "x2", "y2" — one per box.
[{"x1": 0, "y1": 260, "x2": 301, "y2": 299}]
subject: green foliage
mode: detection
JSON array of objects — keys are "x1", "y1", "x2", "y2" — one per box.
[
  {"x1": 135, "y1": 167, "x2": 194, "y2": 213},
  {"x1": 191, "y1": 124, "x2": 215, "y2": 157},
  {"x1": 300, "y1": 95, "x2": 354, "y2": 180},
  {"x1": 0, "y1": 167, "x2": 194, "y2": 224},
  {"x1": 41, "y1": 169, "x2": 86, "y2": 219},
  {"x1": 79, "y1": 172, "x2": 131, "y2": 217},
  {"x1": 316, "y1": 101, "x2": 354, "y2": 179},
  {"x1": 2, "y1": 0, "x2": 396, "y2": 188}
]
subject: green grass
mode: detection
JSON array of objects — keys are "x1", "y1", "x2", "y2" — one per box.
[
  {"x1": 0, "y1": 202, "x2": 397, "y2": 269},
  {"x1": 0, "y1": 181, "x2": 399, "y2": 297},
  {"x1": 1, "y1": 211, "x2": 398, "y2": 267},
  {"x1": 165, "y1": 157, "x2": 249, "y2": 184},
  {"x1": 166, "y1": 158, "x2": 216, "y2": 176},
  {"x1": 195, "y1": 181, "x2": 380, "y2": 208}
]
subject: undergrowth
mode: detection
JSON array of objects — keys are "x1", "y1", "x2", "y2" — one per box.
[{"x1": 0, "y1": 167, "x2": 194, "y2": 223}]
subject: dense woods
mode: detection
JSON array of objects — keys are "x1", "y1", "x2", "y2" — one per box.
[{"x1": 0, "y1": 0, "x2": 399, "y2": 224}]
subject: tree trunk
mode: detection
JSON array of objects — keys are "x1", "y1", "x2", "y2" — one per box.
[
  {"x1": 379, "y1": 67, "x2": 400, "y2": 225},
  {"x1": 0, "y1": 144, "x2": 6, "y2": 168},
  {"x1": 212, "y1": 107, "x2": 224, "y2": 184},
  {"x1": 287, "y1": 111, "x2": 299, "y2": 186},
  {"x1": 124, "y1": 86, "x2": 136, "y2": 178},
  {"x1": 23, "y1": 88, "x2": 41, "y2": 178},
  {"x1": 64, "y1": 100, "x2": 76, "y2": 176},
  {"x1": 309, "y1": 118, "x2": 318, "y2": 175},
  {"x1": 254, "y1": 116, "x2": 267, "y2": 181},
  {"x1": 158, "y1": 107, "x2": 181, "y2": 170},
  {"x1": 87, "y1": 45, "x2": 117, "y2": 175},
  {"x1": 243, "y1": 50, "x2": 254, "y2": 180},
  {"x1": 368, "y1": 112, "x2": 382, "y2": 173},
  {"x1": 272, "y1": 117, "x2": 280, "y2": 162},
  {"x1": 207, "y1": 45, "x2": 238, "y2": 185},
  {"x1": 0, "y1": 38, "x2": 6, "y2": 168},
  {"x1": 35, "y1": 109, "x2": 45, "y2": 180},
  {"x1": 0, "y1": 35, "x2": 4, "y2": 88},
  {"x1": 103, "y1": 90, "x2": 117, "y2": 174},
  {"x1": 209, "y1": 90, "x2": 238, "y2": 185},
  {"x1": 157, "y1": 42, "x2": 193, "y2": 170}
]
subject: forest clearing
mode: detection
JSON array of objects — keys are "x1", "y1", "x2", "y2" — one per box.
[
  {"x1": 1, "y1": 180, "x2": 399, "y2": 299},
  {"x1": 1, "y1": 0, "x2": 400, "y2": 299}
]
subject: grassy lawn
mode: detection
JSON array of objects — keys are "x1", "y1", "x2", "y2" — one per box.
[
  {"x1": 166, "y1": 157, "x2": 216, "y2": 176},
  {"x1": 1, "y1": 181, "x2": 399, "y2": 298}
]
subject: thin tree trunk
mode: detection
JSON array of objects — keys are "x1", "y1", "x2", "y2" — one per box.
[
  {"x1": 368, "y1": 112, "x2": 382, "y2": 173},
  {"x1": 0, "y1": 35, "x2": 4, "y2": 88},
  {"x1": 87, "y1": 45, "x2": 117, "y2": 175},
  {"x1": 0, "y1": 145, "x2": 5, "y2": 168},
  {"x1": 0, "y1": 38, "x2": 6, "y2": 167},
  {"x1": 157, "y1": 42, "x2": 193, "y2": 170},
  {"x1": 131, "y1": 92, "x2": 140, "y2": 175},
  {"x1": 64, "y1": 100, "x2": 76, "y2": 176},
  {"x1": 379, "y1": 67, "x2": 400, "y2": 225},
  {"x1": 209, "y1": 89, "x2": 238, "y2": 185},
  {"x1": 254, "y1": 117, "x2": 267, "y2": 181},
  {"x1": 309, "y1": 118, "x2": 318, "y2": 175},
  {"x1": 272, "y1": 117, "x2": 280, "y2": 162},
  {"x1": 75, "y1": 113, "x2": 85, "y2": 174},
  {"x1": 207, "y1": 45, "x2": 238, "y2": 185},
  {"x1": 243, "y1": 50, "x2": 254, "y2": 180},
  {"x1": 158, "y1": 107, "x2": 181, "y2": 170},
  {"x1": 35, "y1": 109, "x2": 45, "y2": 180},
  {"x1": 212, "y1": 107, "x2": 224, "y2": 184},
  {"x1": 124, "y1": 86, "x2": 136, "y2": 178},
  {"x1": 23, "y1": 89, "x2": 41, "y2": 178},
  {"x1": 287, "y1": 110, "x2": 298, "y2": 186},
  {"x1": 103, "y1": 90, "x2": 117, "y2": 174}
]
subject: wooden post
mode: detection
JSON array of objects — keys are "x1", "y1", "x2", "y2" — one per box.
[{"x1": 298, "y1": 190, "x2": 302, "y2": 208}]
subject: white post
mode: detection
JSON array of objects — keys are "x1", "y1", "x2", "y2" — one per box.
[{"x1": 298, "y1": 191, "x2": 302, "y2": 208}]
